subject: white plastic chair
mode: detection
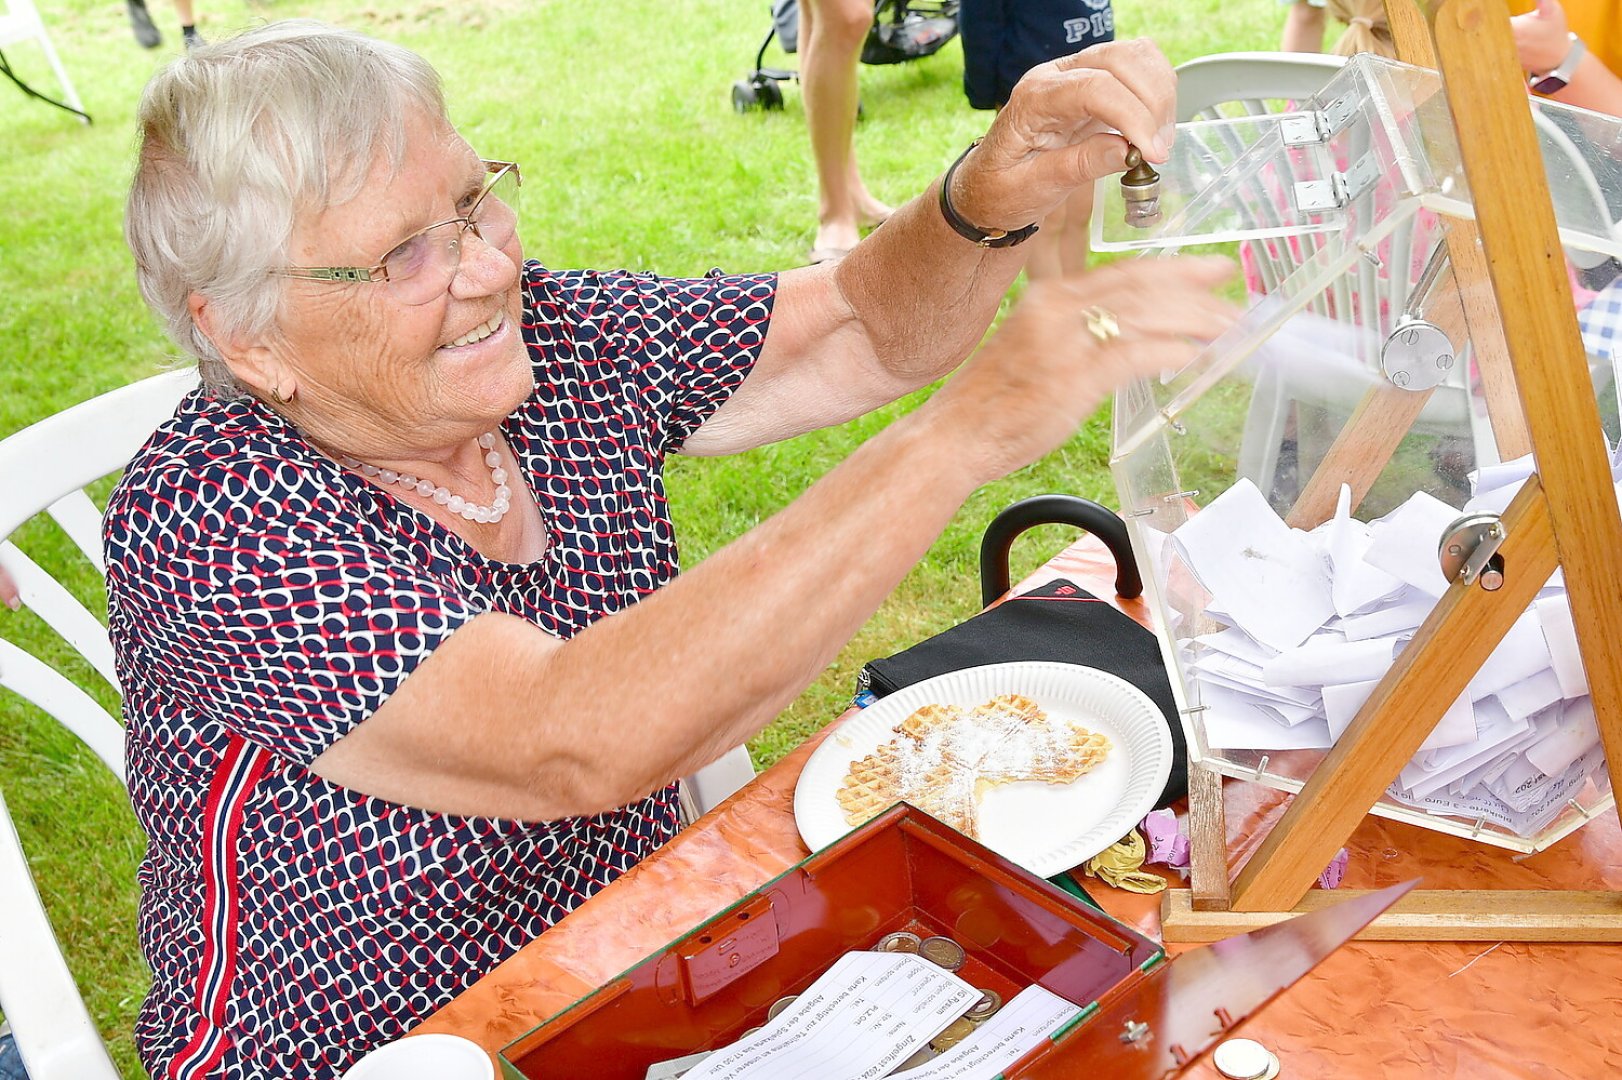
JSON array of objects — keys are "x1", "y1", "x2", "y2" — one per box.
[
  {"x1": 0, "y1": 369, "x2": 755, "y2": 1076},
  {"x1": 1175, "y1": 51, "x2": 1615, "y2": 495},
  {"x1": 0, "y1": 0, "x2": 87, "y2": 123},
  {"x1": 0, "y1": 368, "x2": 196, "y2": 1080}
]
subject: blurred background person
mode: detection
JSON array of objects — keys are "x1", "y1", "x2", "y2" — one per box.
[
  {"x1": 1515, "y1": 0, "x2": 1622, "y2": 115},
  {"x1": 126, "y1": 0, "x2": 203, "y2": 51},
  {"x1": 800, "y1": 0, "x2": 894, "y2": 263},
  {"x1": 959, "y1": 0, "x2": 1120, "y2": 279}
]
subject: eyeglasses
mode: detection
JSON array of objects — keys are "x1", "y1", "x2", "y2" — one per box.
[{"x1": 272, "y1": 160, "x2": 522, "y2": 306}]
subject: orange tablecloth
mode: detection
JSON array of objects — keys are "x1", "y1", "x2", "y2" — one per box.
[{"x1": 417, "y1": 536, "x2": 1622, "y2": 1078}]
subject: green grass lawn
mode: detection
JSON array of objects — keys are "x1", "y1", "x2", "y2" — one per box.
[{"x1": 1, "y1": 0, "x2": 1278, "y2": 1072}]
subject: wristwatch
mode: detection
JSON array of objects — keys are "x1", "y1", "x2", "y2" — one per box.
[{"x1": 1529, "y1": 32, "x2": 1586, "y2": 94}]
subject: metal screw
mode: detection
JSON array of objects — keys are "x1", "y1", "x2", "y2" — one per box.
[
  {"x1": 1120, "y1": 1019, "x2": 1151, "y2": 1044},
  {"x1": 1438, "y1": 353, "x2": 1455, "y2": 371},
  {"x1": 1448, "y1": 544, "x2": 1463, "y2": 556},
  {"x1": 1391, "y1": 370, "x2": 1411, "y2": 388}
]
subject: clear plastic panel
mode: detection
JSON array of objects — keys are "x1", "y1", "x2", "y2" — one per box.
[
  {"x1": 1098, "y1": 53, "x2": 1622, "y2": 265},
  {"x1": 1107, "y1": 56, "x2": 1622, "y2": 850}
]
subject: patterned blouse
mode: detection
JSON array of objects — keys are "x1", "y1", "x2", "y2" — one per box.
[{"x1": 104, "y1": 262, "x2": 776, "y2": 1079}]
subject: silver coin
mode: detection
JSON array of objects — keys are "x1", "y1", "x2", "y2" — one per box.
[
  {"x1": 766, "y1": 995, "x2": 799, "y2": 1021},
  {"x1": 1212, "y1": 1038, "x2": 1278, "y2": 1080},
  {"x1": 965, "y1": 989, "x2": 1002, "y2": 1021},
  {"x1": 739, "y1": 1026, "x2": 763, "y2": 1040},
  {"x1": 919, "y1": 936, "x2": 966, "y2": 972},
  {"x1": 876, "y1": 931, "x2": 923, "y2": 954}
]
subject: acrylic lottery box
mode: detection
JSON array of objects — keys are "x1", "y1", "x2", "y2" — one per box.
[
  {"x1": 1103, "y1": 53, "x2": 1622, "y2": 853},
  {"x1": 496, "y1": 805, "x2": 1406, "y2": 1080}
]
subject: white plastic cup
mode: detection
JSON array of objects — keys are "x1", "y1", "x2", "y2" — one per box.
[{"x1": 341, "y1": 1033, "x2": 496, "y2": 1080}]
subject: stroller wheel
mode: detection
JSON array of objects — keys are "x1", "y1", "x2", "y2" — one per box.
[
  {"x1": 732, "y1": 79, "x2": 761, "y2": 113},
  {"x1": 757, "y1": 77, "x2": 784, "y2": 110}
]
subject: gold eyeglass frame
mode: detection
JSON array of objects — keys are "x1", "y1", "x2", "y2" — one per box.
[{"x1": 271, "y1": 159, "x2": 521, "y2": 287}]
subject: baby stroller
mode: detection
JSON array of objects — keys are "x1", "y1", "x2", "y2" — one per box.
[{"x1": 731, "y1": 0, "x2": 960, "y2": 112}]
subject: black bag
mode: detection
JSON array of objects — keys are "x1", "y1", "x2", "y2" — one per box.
[{"x1": 858, "y1": 577, "x2": 1188, "y2": 808}]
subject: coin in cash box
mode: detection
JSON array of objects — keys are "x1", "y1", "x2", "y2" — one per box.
[
  {"x1": 766, "y1": 995, "x2": 799, "y2": 1021},
  {"x1": 876, "y1": 931, "x2": 922, "y2": 954},
  {"x1": 919, "y1": 936, "x2": 966, "y2": 971},
  {"x1": 740, "y1": 1026, "x2": 763, "y2": 1039},
  {"x1": 1213, "y1": 1039, "x2": 1280, "y2": 1080},
  {"x1": 930, "y1": 1017, "x2": 977, "y2": 1051},
  {"x1": 965, "y1": 989, "x2": 1002, "y2": 1021}
]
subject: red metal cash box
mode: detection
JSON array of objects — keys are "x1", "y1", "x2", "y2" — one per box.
[{"x1": 499, "y1": 805, "x2": 1407, "y2": 1079}]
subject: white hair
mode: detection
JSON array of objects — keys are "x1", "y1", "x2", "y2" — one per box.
[{"x1": 124, "y1": 20, "x2": 447, "y2": 399}]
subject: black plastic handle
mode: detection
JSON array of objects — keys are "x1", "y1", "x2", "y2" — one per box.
[{"x1": 978, "y1": 495, "x2": 1142, "y2": 607}]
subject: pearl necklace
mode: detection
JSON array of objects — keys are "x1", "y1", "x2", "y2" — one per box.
[{"x1": 344, "y1": 432, "x2": 512, "y2": 524}]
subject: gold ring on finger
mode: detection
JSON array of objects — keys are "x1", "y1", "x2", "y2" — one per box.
[{"x1": 1082, "y1": 306, "x2": 1121, "y2": 343}]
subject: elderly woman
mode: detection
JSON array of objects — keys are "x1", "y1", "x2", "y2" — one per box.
[{"x1": 107, "y1": 19, "x2": 1233, "y2": 1079}]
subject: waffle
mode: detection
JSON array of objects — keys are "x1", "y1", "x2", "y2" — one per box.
[{"x1": 837, "y1": 694, "x2": 1112, "y2": 839}]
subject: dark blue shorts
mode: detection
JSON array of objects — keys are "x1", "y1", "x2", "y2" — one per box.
[{"x1": 960, "y1": 0, "x2": 1115, "y2": 109}]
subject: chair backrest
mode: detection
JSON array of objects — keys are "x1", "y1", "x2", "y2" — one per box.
[
  {"x1": 1175, "y1": 50, "x2": 1347, "y2": 124},
  {"x1": 0, "y1": 367, "x2": 197, "y2": 1080}
]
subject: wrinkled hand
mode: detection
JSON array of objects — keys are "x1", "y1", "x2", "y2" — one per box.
[
  {"x1": 949, "y1": 38, "x2": 1177, "y2": 235},
  {"x1": 925, "y1": 256, "x2": 1238, "y2": 484},
  {"x1": 1512, "y1": 0, "x2": 1571, "y2": 74}
]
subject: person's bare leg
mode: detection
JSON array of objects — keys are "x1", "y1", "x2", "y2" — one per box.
[
  {"x1": 1024, "y1": 184, "x2": 1095, "y2": 281},
  {"x1": 1281, "y1": 1, "x2": 1326, "y2": 52},
  {"x1": 172, "y1": 0, "x2": 195, "y2": 22},
  {"x1": 802, "y1": 0, "x2": 878, "y2": 257}
]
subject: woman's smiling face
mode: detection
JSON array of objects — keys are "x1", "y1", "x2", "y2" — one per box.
[{"x1": 262, "y1": 109, "x2": 533, "y2": 457}]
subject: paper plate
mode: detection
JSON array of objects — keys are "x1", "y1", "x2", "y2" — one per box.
[{"x1": 794, "y1": 661, "x2": 1173, "y2": 878}]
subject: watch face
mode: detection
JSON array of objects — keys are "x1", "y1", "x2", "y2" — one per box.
[{"x1": 1532, "y1": 73, "x2": 1569, "y2": 94}]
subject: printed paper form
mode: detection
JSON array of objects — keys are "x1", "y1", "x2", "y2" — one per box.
[
  {"x1": 886, "y1": 985, "x2": 1082, "y2": 1080},
  {"x1": 681, "y1": 952, "x2": 978, "y2": 1080}
]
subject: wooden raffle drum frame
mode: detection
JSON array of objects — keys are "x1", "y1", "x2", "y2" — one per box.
[{"x1": 1160, "y1": 0, "x2": 1622, "y2": 942}]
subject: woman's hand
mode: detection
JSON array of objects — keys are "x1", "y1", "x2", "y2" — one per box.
[
  {"x1": 948, "y1": 38, "x2": 1178, "y2": 236},
  {"x1": 924, "y1": 255, "x2": 1239, "y2": 486},
  {"x1": 1512, "y1": 0, "x2": 1573, "y2": 75}
]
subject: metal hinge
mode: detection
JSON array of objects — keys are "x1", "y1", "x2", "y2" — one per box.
[
  {"x1": 1278, "y1": 93, "x2": 1359, "y2": 146},
  {"x1": 1293, "y1": 152, "x2": 1380, "y2": 211}
]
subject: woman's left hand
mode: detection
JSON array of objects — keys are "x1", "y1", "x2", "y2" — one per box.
[{"x1": 947, "y1": 37, "x2": 1177, "y2": 236}]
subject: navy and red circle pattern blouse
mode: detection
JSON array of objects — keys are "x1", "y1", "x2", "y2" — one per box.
[{"x1": 104, "y1": 263, "x2": 775, "y2": 1079}]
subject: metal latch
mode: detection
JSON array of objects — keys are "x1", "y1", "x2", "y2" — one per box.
[
  {"x1": 1293, "y1": 152, "x2": 1381, "y2": 211},
  {"x1": 1438, "y1": 513, "x2": 1507, "y2": 590}
]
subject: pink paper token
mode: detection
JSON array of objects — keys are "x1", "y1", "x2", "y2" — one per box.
[
  {"x1": 1141, "y1": 809, "x2": 1190, "y2": 869},
  {"x1": 1317, "y1": 847, "x2": 1349, "y2": 890}
]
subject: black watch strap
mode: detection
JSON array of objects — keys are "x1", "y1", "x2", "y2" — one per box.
[{"x1": 938, "y1": 140, "x2": 1040, "y2": 249}]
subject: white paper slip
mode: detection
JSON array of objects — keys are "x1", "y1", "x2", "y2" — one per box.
[
  {"x1": 682, "y1": 952, "x2": 978, "y2": 1080},
  {"x1": 1362, "y1": 492, "x2": 1458, "y2": 598},
  {"x1": 1321, "y1": 679, "x2": 1474, "y2": 753},
  {"x1": 1398, "y1": 700, "x2": 1534, "y2": 798},
  {"x1": 1171, "y1": 478, "x2": 1335, "y2": 652},
  {"x1": 1469, "y1": 454, "x2": 1536, "y2": 497},
  {"x1": 1465, "y1": 613, "x2": 1552, "y2": 701},
  {"x1": 1525, "y1": 697, "x2": 1601, "y2": 778},
  {"x1": 1192, "y1": 627, "x2": 1279, "y2": 667},
  {"x1": 885, "y1": 985, "x2": 1081, "y2": 1080},
  {"x1": 1336, "y1": 592, "x2": 1433, "y2": 641},
  {"x1": 1536, "y1": 595, "x2": 1589, "y2": 699},
  {"x1": 1261, "y1": 636, "x2": 1394, "y2": 690},
  {"x1": 1494, "y1": 669, "x2": 1564, "y2": 724},
  {"x1": 1198, "y1": 682, "x2": 1334, "y2": 750},
  {"x1": 1325, "y1": 484, "x2": 1406, "y2": 617}
]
